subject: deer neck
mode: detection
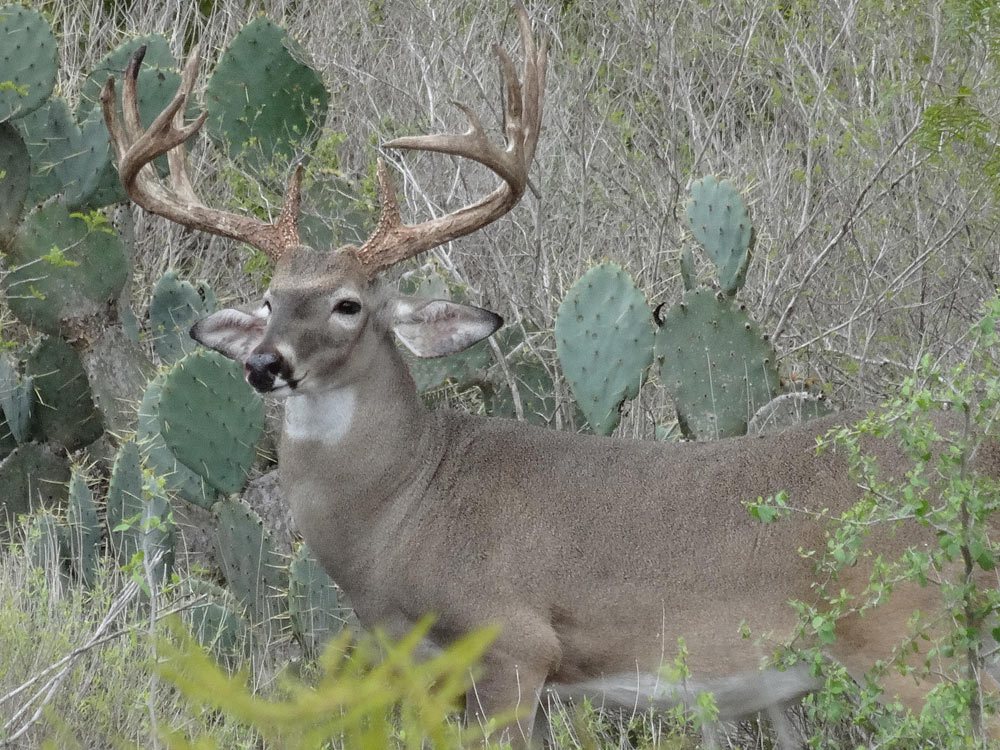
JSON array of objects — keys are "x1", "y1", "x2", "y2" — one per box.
[{"x1": 277, "y1": 336, "x2": 435, "y2": 565}]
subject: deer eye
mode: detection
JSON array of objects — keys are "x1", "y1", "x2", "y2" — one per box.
[{"x1": 333, "y1": 299, "x2": 361, "y2": 316}]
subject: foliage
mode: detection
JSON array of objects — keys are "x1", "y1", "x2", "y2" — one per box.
[
  {"x1": 749, "y1": 297, "x2": 1000, "y2": 747},
  {"x1": 153, "y1": 617, "x2": 500, "y2": 750}
]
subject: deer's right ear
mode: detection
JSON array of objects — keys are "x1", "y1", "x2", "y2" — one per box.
[{"x1": 190, "y1": 309, "x2": 267, "y2": 361}]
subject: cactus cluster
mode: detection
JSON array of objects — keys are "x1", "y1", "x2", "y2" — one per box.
[
  {"x1": 551, "y1": 176, "x2": 825, "y2": 440},
  {"x1": 0, "y1": 12, "x2": 350, "y2": 664}
]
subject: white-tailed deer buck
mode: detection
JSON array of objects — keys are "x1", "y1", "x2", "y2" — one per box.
[{"x1": 103, "y1": 8, "x2": 1000, "y2": 748}]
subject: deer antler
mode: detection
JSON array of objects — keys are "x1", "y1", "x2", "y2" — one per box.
[
  {"x1": 356, "y1": 3, "x2": 547, "y2": 276},
  {"x1": 100, "y1": 45, "x2": 303, "y2": 263}
]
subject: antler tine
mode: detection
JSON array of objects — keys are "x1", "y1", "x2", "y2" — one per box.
[
  {"x1": 356, "y1": 3, "x2": 546, "y2": 276},
  {"x1": 100, "y1": 46, "x2": 302, "y2": 263}
]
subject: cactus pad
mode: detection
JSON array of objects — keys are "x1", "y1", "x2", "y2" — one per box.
[
  {"x1": 655, "y1": 287, "x2": 779, "y2": 440},
  {"x1": 25, "y1": 336, "x2": 103, "y2": 450},
  {"x1": 138, "y1": 372, "x2": 211, "y2": 507},
  {"x1": 0, "y1": 122, "x2": 28, "y2": 236},
  {"x1": 157, "y1": 350, "x2": 265, "y2": 496},
  {"x1": 149, "y1": 271, "x2": 217, "y2": 364},
  {"x1": 0, "y1": 5, "x2": 58, "y2": 122},
  {"x1": 686, "y1": 176, "x2": 753, "y2": 295},
  {"x1": 289, "y1": 543, "x2": 345, "y2": 657},
  {"x1": 140, "y1": 476, "x2": 176, "y2": 588},
  {"x1": 185, "y1": 579, "x2": 249, "y2": 666},
  {"x1": 555, "y1": 263, "x2": 654, "y2": 435},
  {"x1": 3, "y1": 202, "x2": 128, "y2": 335},
  {"x1": 205, "y1": 18, "x2": 329, "y2": 170},
  {"x1": 67, "y1": 468, "x2": 100, "y2": 587},
  {"x1": 107, "y1": 440, "x2": 144, "y2": 564},
  {"x1": 0, "y1": 354, "x2": 32, "y2": 444},
  {"x1": 13, "y1": 96, "x2": 72, "y2": 206},
  {"x1": 0, "y1": 443, "x2": 70, "y2": 531},
  {"x1": 213, "y1": 497, "x2": 287, "y2": 628},
  {"x1": 77, "y1": 35, "x2": 176, "y2": 118}
]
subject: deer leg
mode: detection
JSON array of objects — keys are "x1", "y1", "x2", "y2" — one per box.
[{"x1": 465, "y1": 654, "x2": 551, "y2": 749}]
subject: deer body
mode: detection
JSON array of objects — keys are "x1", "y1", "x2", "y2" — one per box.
[{"x1": 272, "y1": 298, "x2": 945, "y2": 739}]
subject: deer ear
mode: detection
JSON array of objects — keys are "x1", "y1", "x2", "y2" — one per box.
[
  {"x1": 190, "y1": 309, "x2": 267, "y2": 361},
  {"x1": 390, "y1": 298, "x2": 503, "y2": 358}
]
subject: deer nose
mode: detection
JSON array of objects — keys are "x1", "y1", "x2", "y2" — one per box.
[{"x1": 245, "y1": 350, "x2": 284, "y2": 392}]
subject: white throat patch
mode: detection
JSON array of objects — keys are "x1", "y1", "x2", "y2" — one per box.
[{"x1": 284, "y1": 389, "x2": 356, "y2": 445}]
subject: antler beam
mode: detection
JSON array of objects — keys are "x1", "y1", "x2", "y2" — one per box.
[
  {"x1": 356, "y1": 3, "x2": 547, "y2": 276},
  {"x1": 100, "y1": 45, "x2": 302, "y2": 263}
]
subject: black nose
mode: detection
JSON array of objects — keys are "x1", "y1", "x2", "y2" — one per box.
[{"x1": 245, "y1": 351, "x2": 284, "y2": 392}]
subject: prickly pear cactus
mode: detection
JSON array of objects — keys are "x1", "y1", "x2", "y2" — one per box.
[
  {"x1": 3, "y1": 202, "x2": 128, "y2": 336},
  {"x1": 138, "y1": 372, "x2": 211, "y2": 508},
  {"x1": 140, "y1": 476, "x2": 176, "y2": 588},
  {"x1": 66, "y1": 468, "x2": 99, "y2": 587},
  {"x1": 76, "y1": 35, "x2": 177, "y2": 118},
  {"x1": 213, "y1": 497, "x2": 287, "y2": 629},
  {"x1": 204, "y1": 17, "x2": 329, "y2": 170},
  {"x1": 149, "y1": 271, "x2": 217, "y2": 364},
  {"x1": 685, "y1": 176, "x2": 753, "y2": 296},
  {"x1": 0, "y1": 443, "x2": 70, "y2": 533},
  {"x1": 0, "y1": 354, "x2": 32, "y2": 444},
  {"x1": 0, "y1": 5, "x2": 58, "y2": 123},
  {"x1": 13, "y1": 97, "x2": 73, "y2": 207},
  {"x1": 157, "y1": 350, "x2": 265, "y2": 496},
  {"x1": 106, "y1": 440, "x2": 144, "y2": 565},
  {"x1": 555, "y1": 263, "x2": 654, "y2": 435},
  {"x1": 288, "y1": 543, "x2": 345, "y2": 657},
  {"x1": 655, "y1": 287, "x2": 779, "y2": 440},
  {"x1": 25, "y1": 336, "x2": 103, "y2": 451},
  {"x1": 0, "y1": 122, "x2": 28, "y2": 236},
  {"x1": 185, "y1": 579, "x2": 249, "y2": 667}
]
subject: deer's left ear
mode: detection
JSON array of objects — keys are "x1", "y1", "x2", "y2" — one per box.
[{"x1": 390, "y1": 297, "x2": 503, "y2": 358}]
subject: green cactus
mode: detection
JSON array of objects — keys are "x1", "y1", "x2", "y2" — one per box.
[
  {"x1": 25, "y1": 336, "x2": 103, "y2": 450},
  {"x1": 77, "y1": 35, "x2": 176, "y2": 119},
  {"x1": 0, "y1": 5, "x2": 58, "y2": 123},
  {"x1": 0, "y1": 121, "x2": 28, "y2": 237},
  {"x1": 685, "y1": 175, "x2": 753, "y2": 296},
  {"x1": 679, "y1": 245, "x2": 696, "y2": 292},
  {"x1": 137, "y1": 372, "x2": 212, "y2": 508},
  {"x1": 555, "y1": 263, "x2": 655, "y2": 435},
  {"x1": 185, "y1": 579, "x2": 249, "y2": 667},
  {"x1": 3, "y1": 201, "x2": 128, "y2": 336},
  {"x1": 149, "y1": 271, "x2": 218, "y2": 364},
  {"x1": 157, "y1": 350, "x2": 265, "y2": 496},
  {"x1": 13, "y1": 97, "x2": 73, "y2": 207},
  {"x1": 204, "y1": 17, "x2": 329, "y2": 171},
  {"x1": 655, "y1": 287, "x2": 779, "y2": 440},
  {"x1": 0, "y1": 354, "x2": 32, "y2": 444},
  {"x1": 213, "y1": 497, "x2": 287, "y2": 629},
  {"x1": 288, "y1": 543, "x2": 345, "y2": 658},
  {"x1": 0, "y1": 413, "x2": 15, "y2": 460},
  {"x1": 483, "y1": 327, "x2": 557, "y2": 426},
  {"x1": 140, "y1": 475, "x2": 176, "y2": 588},
  {"x1": 66, "y1": 468, "x2": 100, "y2": 587},
  {"x1": 62, "y1": 108, "x2": 116, "y2": 210},
  {"x1": 0, "y1": 443, "x2": 70, "y2": 533},
  {"x1": 106, "y1": 440, "x2": 144, "y2": 565}
]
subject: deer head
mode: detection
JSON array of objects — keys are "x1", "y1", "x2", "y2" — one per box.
[{"x1": 101, "y1": 5, "x2": 545, "y2": 396}]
